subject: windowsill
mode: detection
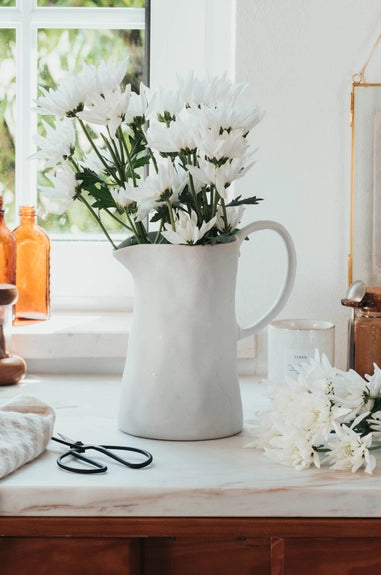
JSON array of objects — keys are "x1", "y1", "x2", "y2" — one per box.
[
  {"x1": 12, "y1": 312, "x2": 132, "y2": 375},
  {"x1": 12, "y1": 312, "x2": 257, "y2": 376}
]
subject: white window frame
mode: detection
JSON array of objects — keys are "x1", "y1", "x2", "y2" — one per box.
[{"x1": 2, "y1": 0, "x2": 236, "y2": 314}]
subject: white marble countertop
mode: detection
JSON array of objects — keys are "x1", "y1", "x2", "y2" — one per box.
[{"x1": 1, "y1": 373, "x2": 381, "y2": 518}]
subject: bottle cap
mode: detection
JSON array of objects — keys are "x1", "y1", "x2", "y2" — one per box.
[{"x1": 0, "y1": 284, "x2": 18, "y2": 306}]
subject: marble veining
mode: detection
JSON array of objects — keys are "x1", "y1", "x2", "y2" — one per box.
[{"x1": 0, "y1": 374, "x2": 380, "y2": 518}]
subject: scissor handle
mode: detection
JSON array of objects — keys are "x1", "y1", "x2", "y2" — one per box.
[
  {"x1": 96, "y1": 444, "x2": 153, "y2": 469},
  {"x1": 57, "y1": 449, "x2": 108, "y2": 474}
]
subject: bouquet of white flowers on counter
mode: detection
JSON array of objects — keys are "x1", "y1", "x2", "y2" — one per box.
[{"x1": 250, "y1": 353, "x2": 381, "y2": 474}]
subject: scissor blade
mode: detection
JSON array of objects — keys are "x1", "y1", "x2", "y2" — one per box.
[{"x1": 57, "y1": 433, "x2": 77, "y2": 445}]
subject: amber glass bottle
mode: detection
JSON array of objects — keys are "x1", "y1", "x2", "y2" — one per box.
[
  {"x1": 0, "y1": 197, "x2": 16, "y2": 285},
  {"x1": 13, "y1": 206, "x2": 50, "y2": 320}
]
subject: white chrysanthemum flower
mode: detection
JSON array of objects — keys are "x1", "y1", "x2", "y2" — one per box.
[
  {"x1": 198, "y1": 125, "x2": 249, "y2": 162},
  {"x1": 262, "y1": 426, "x2": 321, "y2": 470},
  {"x1": 80, "y1": 148, "x2": 113, "y2": 174},
  {"x1": 32, "y1": 118, "x2": 75, "y2": 167},
  {"x1": 325, "y1": 424, "x2": 376, "y2": 474},
  {"x1": 125, "y1": 83, "x2": 148, "y2": 122},
  {"x1": 38, "y1": 163, "x2": 78, "y2": 214},
  {"x1": 365, "y1": 363, "x2": 381, "y2": 397},
  {"x1": 111, "y1": 185, "x2": 136, "y2": 210},
  {"x1": 123, "y1": 159, "x2": 187, "y2": 221},
  {"x1": 37, "y1": 72, "x2": 90, "y2": 117},
  {"x1": 36, "y1": 59, "x2": 127, "y2": 118},
  {"x1": 216, "y1": 205, "x2": 245, "y2": 233},
  {"x1": 201, "y1": 102, "x2": 264, "y2": 135},
  {"x1": 90, "y1": 59, "x2": 127, "y2": 95},
  {"x1": 145, "y1": 110, "x2": 199, "y2": 154},
  {"x1": 78, "y1": 85, "x2": 131, "y2": 137},
  {"x1": 162, "y1": 210, "x2": 217, "y2": 245},
  {"x1": 145, "y1": 85, "x2": 183, "y2": 121},
  {"x1": 331, "y1": 367, "x2": 372, "y2": 412},
  {"x1": 178, "y1": 72, "x2": 246, "y2": 108},
  {"x1": 187, "y1": 152, "x2": 255, "y2": 200}
]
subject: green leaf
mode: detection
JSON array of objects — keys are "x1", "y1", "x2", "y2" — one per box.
[
  {"x1": 227, "y1": 195, "x2": 263, "y2": 207},
  {"x1": 202, "y1": 233, "x2": 237, "y2": 245}
]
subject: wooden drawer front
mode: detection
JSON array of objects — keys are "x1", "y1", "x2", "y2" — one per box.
[
  {"x1": 145, "y1": 536, "x2": 270, "y2": 575},
  {"x1": 271, "y1": 537, "x2": 381, "y2": 575},
  {"x1": 0, "y1": 537, "x2": 141, "y2": 575}
]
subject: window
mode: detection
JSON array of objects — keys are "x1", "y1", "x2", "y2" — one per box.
[{"x1": 0, "y1": 0, "x2": 148, "y2": 310}]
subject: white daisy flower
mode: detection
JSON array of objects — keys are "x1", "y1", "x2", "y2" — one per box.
[
  {"x1": 145, "y1": 110, "x2": 199, "y2": 154},
  {"x1": 78, "y1": 85, "x2": 131, "y2": 137},
  {"x1": 123, "y1": 159, "x2": 187, "y2": 221},
  {"x1": 325, "y1": 424, "x2": 376, "y2": 474},
  {"x1": 216, "y1": 205, "x2": 245, "y2": 233},
  {"x1": 111, "y1": 184, "x2": 136, "y2": 210},
  {"x1": 125, "y1": 83, "x2": 148, "y2": 123},
  {"x1": 38, "y1": 163, "x2": 78, "y2": 214},
  {"x1": 178, "y1": 72, "x2": 246, "y2": 108},
  {"x1": 32, "y1": 118, "x2": 75, "y2": 167},
  {"x1": 187, "y1": 152, "x2": 255, "y2": 200},
  {"x1": 162, "y1": 210, "x2": 217, "y2": 245},
  {"x1": 145, "y1": 86, "x2": 183, "y2": 122}
]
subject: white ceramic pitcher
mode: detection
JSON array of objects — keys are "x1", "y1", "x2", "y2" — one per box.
[{"x1": 113, "y1": 220, "x2": 296, "y2": 440}]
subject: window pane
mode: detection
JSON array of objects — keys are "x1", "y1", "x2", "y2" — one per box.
[
  {"x1": 0, "y1": 1, "x2": 16, "y2": 7},
  {"x1": 37, "y1": 27, "x2": 145, "y2": 235},
  {"x1": 0, "y1": 28, "x2": 16, "y2": 221},
  {"x1": 38, "y1": 1, "x2": 145, "y2": 7}
]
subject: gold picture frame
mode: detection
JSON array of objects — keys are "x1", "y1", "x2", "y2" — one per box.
[{"x1": 350, "y1": 34, "x2": 381, "y2": 285}]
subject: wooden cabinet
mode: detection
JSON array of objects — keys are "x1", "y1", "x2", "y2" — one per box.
[
  {"x1": 0, "y1": 537, "x2": 141, "y2": 575},
  {"x1": 145, "y1": 536, "x2": 269, "y2": 575},
  {"x1": 271, "y1": 536, "x2": 381, "y2": 575},
  {"x1": 1, "y1": 517, "x2": 381, "y2": 575}
]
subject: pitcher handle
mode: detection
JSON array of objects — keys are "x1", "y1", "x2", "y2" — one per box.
[{"x1": 236, "y1": 220, "x2": 297, "y2": 339}]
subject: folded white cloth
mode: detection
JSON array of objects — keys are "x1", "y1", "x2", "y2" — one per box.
[{"x1": 0, "y1": 395, "x2": 55, "y2": 479}]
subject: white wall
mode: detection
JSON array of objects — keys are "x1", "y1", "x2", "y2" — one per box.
[
  {"x1": 235, "y1": 0, "x2": 381, "y2": 372},
  {"x1": 150, "y1": 0, "x2": 381, "y2": 373}
]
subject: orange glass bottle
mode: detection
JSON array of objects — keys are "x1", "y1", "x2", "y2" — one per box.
[
  {"x1": 13, "y1": 206, "x2": 50, "y2": 320},
  {"x1": 0, "y1": 197, "x2": 16, "y2": 285}
]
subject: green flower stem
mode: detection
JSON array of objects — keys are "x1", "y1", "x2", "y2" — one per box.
[
  {"x1": 148, "y1": 148, "x2": 158, "y2": 173},
  {"x1": 136, "y1": 220, "x2": 149, "y2": 243},
  {"x1": 188, "y1": 173, "x2": 202, "y2": 221},
  {"x1": 78, "y1": 195, "x2": 117, "y2": 249},
  {"x1": 78, "y1": 119, "x2": 114, "y2": 176},
  {"x1": 123, "y1": 211, "x2": 147, "y2": 244},
  {"x1": 167, "y1": 201, "x2": 176, "y2": 231},
  {"x1": 202, "y1": 188, "x2": 210, "y2": 220},
  {"x1": 117, "y1": 126, "x2": 138, "y2": 186},
  {"x1": 154, "y1": 221, "x2": 164, "y2": 243},
  {"x1": 104, "y1": 207, "x2": 135, "y2": 232},
  {"x1": 220, "y1": 197, "x2": 229, "y2": 232},
  {"x1": 211, "y1": 185, "x2": 220, "y2": 218},
  {"x1": 115, "y1": 127, "x2": 126, "y2": 165},
  {"x1": 102, "y1": 133, "x2": 125, "y2": 185}
]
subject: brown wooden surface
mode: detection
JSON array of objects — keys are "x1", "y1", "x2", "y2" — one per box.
[
  {"x1": 2, "y1": 517, "x2": 381, "y2": 575},
  {"x1": 0, "y1": 537, "x2": 141, "y2": 575},
  {"x1": 145, "y1": 536, "x2": 269, "y2": 575},
  {"x1": 2, "y1": 516, "x2": 381, "y2": 538},
  {"x1": 271, "y1": 537, "x2": 381, "y2": 575}
]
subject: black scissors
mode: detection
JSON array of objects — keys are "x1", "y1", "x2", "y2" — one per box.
[{"x1": 51, "y1": 434, "x2": 153, "y2": 474}]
